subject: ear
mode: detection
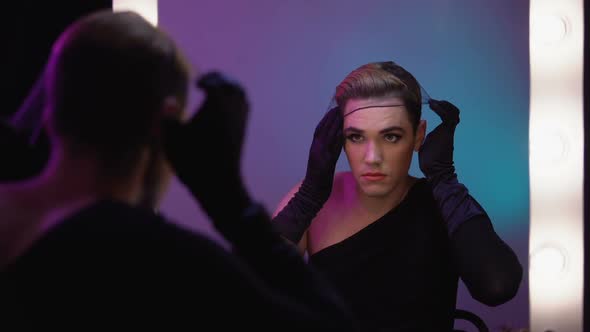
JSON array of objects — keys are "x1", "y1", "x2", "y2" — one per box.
[
  {"x1": 413, "y1": 120, "x2": 426, "y2": 151},
  {"x1": 153, "y1": 97, "x2": 183, "y2": 139},
  {"x1": 162, "y1": 96, "x2": 183, "y2": 119}
]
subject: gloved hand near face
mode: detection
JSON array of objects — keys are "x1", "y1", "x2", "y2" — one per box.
[{"x1": 419, "y1": 99, "x2": 486, "y2": 236}]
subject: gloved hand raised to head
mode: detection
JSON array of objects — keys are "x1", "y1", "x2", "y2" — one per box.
[
  {"x1": 272, "y1": 106, "x2": 344, "y2": 243},
  {"x1": 419, "y1": 99, "x2": 460, "y2": 183},
  {"x1": 163, "y1": 71, "x2": 253, "y2": 223},
  {"x1": 419, "y1": 99, "x2": 487, "y2": 235}
]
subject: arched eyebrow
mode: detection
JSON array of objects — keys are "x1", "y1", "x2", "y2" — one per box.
[
  {"x1": 343, "y1": 127, "x2": 363, "y2": 134},
  {"x1": 379, "y1": 126, "x2": 406, "y2": 134}
]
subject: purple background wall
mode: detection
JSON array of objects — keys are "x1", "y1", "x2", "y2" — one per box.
[{"x1": 157, "y1": 1, "x2": 530, "y2": 329}]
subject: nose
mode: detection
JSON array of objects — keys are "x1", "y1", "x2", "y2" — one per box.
[{"x1": 364, "y1": 141, "x2": 383, "y2": 165}]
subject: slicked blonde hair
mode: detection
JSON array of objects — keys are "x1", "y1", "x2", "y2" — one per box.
[{"x1": 335, "y1": 61, "x2": 422, "y2": 130}]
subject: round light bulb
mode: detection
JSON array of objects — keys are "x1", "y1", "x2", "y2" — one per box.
[
  {"x1": 531, "y1": 14, "x2": 568, "y2": 44},
  {"x1": 530, "y1": 130, "x2": 568, "y2": 164},
  {"x1": 530, "y1": 245, "x2": 567, "y2": 280}
]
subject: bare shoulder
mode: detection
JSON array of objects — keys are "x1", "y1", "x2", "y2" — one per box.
[
  {"x1": 272, "y1": 171, "x2": 354, "y2": 218},
  {"x1": 312, "y1": 171, "x2": 356, "y2": 223},
  {"x1": 306, "y1": 172, "x2": 359, "y2": 254},
  {"x1": 272, "y1": 172, "x2": 357, "y2": 254}
]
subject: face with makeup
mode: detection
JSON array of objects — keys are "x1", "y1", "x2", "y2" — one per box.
[{"x1": 343, "y1": 97, "x2": 426, "y2": 198}]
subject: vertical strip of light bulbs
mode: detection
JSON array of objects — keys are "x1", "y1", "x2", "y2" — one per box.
[
  {"x1": 529, "y1": 0, "x2": 584, "y2": 331},
  {"x1": 113, "y1": 0, "x2": 158, "y2": 26}
]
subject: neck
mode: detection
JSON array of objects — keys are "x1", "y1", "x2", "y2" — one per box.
[
  {"x1": 354, "y1": 175, "x2": 415, "y2": 219},
  {"x1": 0, "y1": 140, "x2": 142, "y2": 269},
  {"x1": 37, "y1": 141, "x2": 142, "y2": 205}
]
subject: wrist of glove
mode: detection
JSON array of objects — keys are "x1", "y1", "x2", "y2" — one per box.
[
  {"x1": 272, "y1": 179, "x2": 330, "y2": 244},
  {"x1": 423, "y1": 163, "x2": 457, "y2": 185},
  {"x1": 271, "y1": 167, "x2": 336, "y2": 244},
  {"x1": 177, "y1": 166, "x2": 253, "y2": 224},
  {"x1": 214, "y1": 200, "x2": 281, "y2": 251},
  {"x1": 431, "y1": 179, "x2": 488, "y2": 236}
]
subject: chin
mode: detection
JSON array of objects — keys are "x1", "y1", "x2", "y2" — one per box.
[{"x1": 359, "y1": 184, "x2": 393, "y2": 198}]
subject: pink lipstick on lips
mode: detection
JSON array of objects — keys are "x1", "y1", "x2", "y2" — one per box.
[{"x1": 361, "y1": 172, "x2": 386, "y2": 181}]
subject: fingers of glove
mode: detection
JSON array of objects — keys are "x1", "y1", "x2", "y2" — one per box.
[
  {"x1": 326, "y1": 108, "x2": 344, "y2": 154},
  {"x1": 324, "y1": 107, "x2": 342, "y2": 137},
  {"x1": 191, "y1": 84, "x2": 249, "y2": 132},
  {"x1": 313, "y1": 107, "x2": 335, "y2": 139},
  {"x1": 427, "y1": 99, "x2": 446, "y2": 119},
  {"x1": 197, "y1": 71, "x2": 234, "y2": 91},
  {"x1": 439, "y1": 100, "x2": 460, "y2": 124},
  {"x1": 196, "y1": 71, "x2": 247, "y2": 109},
  {"x1": 428, "y1": 99, "x2": 460, "y2": 124}
]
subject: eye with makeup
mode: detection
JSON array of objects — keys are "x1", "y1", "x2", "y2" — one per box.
[
  {"x1": 346, "y1": 133, "x2": 364, "y2": 143},
  {"x1": 383, "y1": 133, "x2": 401, "y2": 143},
  {"x1": 345, "y1": 133, "x2": 401, "y2": 144}
]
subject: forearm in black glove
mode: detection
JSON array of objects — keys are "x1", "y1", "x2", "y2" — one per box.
[
  {"x1": 419, "y1": 99, "x2": 487, "y2": 235},
  {"x1": 163, "y1": 72, "x2": 252, "y2": 223},
  {"x1": 451, "y1": 216, "x2": 523, "y2": 306},
  {"x1": 419, "y1": 99, "x2": 522, "y2": 305},
  {"x1": 272, "y1": 106, "x2": 343, "y2": 244}
]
